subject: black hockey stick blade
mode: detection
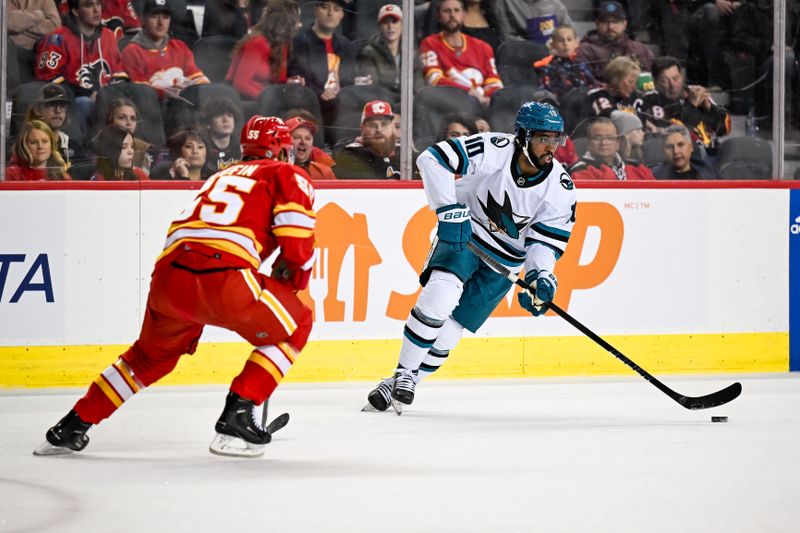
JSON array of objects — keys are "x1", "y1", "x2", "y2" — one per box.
[
  {"x1": 266, "y1": 412, "x2": 290, "y2": 435},
  {"x1": 466, "y1": 242, "x2": 743, "y2": 410}
]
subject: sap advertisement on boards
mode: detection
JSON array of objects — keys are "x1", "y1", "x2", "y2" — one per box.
[{"x1": 0, "y1": 186, "x2": 790, "y2": 347}]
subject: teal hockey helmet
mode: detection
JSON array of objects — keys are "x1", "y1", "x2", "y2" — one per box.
[{"x1": 514, "y1": 101, "x2": 565, "y2": 140}]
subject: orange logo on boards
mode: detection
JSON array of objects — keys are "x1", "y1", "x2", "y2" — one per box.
[{"x1": 301, "y1": 202, "x2": 624, "y2": 321}]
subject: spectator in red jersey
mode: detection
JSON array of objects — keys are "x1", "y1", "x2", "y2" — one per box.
[
  {"x1": 121, "y1": 0, "x2": 209, "y2": 100},
  {"x1": 5, "y1": 120, "x2": 71, "y2": 181},
  {"x1": 226, "y1": 0, "x2": 301, "y2": 100},
  {"x1": 151, "y1": 129, "x2": 213, "y2": 181},
  {"x1": 91, "y1": 124, "x2": 149, "y2": 181},
  {"x1": 285, "y1": 116, "x2": 337, "y2": 180},
  {"x1": 419, "y1": 0, "x2": 503, "y2": 106},
  {"x1": 569, "y1": 117, "x2": 654, "y2": 180},
  {"x1": 102, "y1": 0, "x2": 141, "y2": 39},
  {"x1": 104, "y1": 98, "x2": 154, "y2": 172},
  {"x1": 35, "y1": 0, "x2": 130, "y2": 133}
]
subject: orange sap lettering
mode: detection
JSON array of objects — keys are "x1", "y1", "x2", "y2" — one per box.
[{"x1": 492, "y1": 201, "x2": 624, "y2": 317}]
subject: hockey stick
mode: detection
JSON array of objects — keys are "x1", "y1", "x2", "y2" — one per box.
[
  {"x1": 261, "y1": 399, "x2": 291, "y2": 435},
  {"x1": 467, "y1": 242, "x2": 742, "y2": 410}
]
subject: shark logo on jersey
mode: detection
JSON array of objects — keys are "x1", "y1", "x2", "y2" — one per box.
[
  {"x1": 491, "y1": 136, "x2": 510, "y2": 148},
  {"x1": 560, "y1": 173, "x2": 574, "y2": 190},
  {"x1": 478, "y1": 191, "x2": 531, "y2": 239}
]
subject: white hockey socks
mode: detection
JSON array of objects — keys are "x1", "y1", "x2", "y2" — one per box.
[
  {"x1": 397, "y1": 271, "x2": 463, "y2": 372},
  {"x1": 417, "y1": 317, "x2": 464, "y2": 381}
]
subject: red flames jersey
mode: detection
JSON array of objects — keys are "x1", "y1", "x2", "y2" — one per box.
[
  {"x1": 122, "y1": 39, "x2": 210, "y2": 96},
  {"x1": 34, "y1": 25, "x2": 129, "y2": 95},
  {"x1": 419, "y1": 32, "x2": 503, "y2": 97},
  {"x1": 58, "y1": 0, "x2": 141, "y2": 40},
  {"x1": 157, "y1": 160, "x2": 316, "y2": 272}
]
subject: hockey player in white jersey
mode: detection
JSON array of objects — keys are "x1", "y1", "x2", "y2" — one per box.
[{"x1": 366, "y1": 101, "x2": 577, "y2": 412}]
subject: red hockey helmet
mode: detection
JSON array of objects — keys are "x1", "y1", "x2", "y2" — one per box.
[{"x1": 240, "y1": 116, "x2": 295, "y2": 162}]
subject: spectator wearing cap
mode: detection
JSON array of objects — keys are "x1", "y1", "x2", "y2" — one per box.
[
  {"x1": 637, "y1": 56, "x2": 731, "y2": 156},
  {"x1": 356, "y1": 4, "x2": 403, "y2": 94},
  {"x1": 491, "y1": 0, "x2": 572, "y2": 45},
  {"x1": 24, "y1": 82, "x2": 87, "y2": 170},
  {"x1": 419, "y1": 0, "x2": 503, "y2": 107},
  {"x1": 535, "y1": 24, "x2": 601, "y2": 99},
  {"x1": 34, "y1": 0, "x2": 130, "y2": 132},
  {"x1": 569, "y1": 116, "x2": 654, "y2": 180},
  {"x1": 226, "y1": 0, "x2": 301, "y2": 100},
  {"x1": 122, "y1": 0, "x2": 209, "y2": 100},
  {"x1": 610, "y1": 110, "x2": 648, "y2": 166},
  {"x1": 334, "y1": 100, "x2": 401, "y2": 179},
  {"x1": 286, "y1": 117, "x2": 337, "y2": 180},
  {"x1": 652, "y1": 124, "x2": 718, "y2": 179},
  {"x1": 199, "y1": 96, "x2": 243, "y2": 175},
  {"x1": 575, "y1": 1, "x2": 654, "y2": 82},
  {"x1": 288, "y1": 0, "x2": 356, "y2": 143}
]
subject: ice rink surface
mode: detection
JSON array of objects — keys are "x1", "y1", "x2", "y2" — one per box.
[{"x1": 1, "y1": 374, "x2": 799, "y2": 533}]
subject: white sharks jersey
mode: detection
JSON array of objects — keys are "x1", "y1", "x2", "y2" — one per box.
[{"x1": 417, "y1": 132, "x2": 576, "y2": 276}]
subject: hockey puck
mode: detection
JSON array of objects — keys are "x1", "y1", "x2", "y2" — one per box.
[{"x1": 711, "y1": 416, "x2": 728, "y2": 423}]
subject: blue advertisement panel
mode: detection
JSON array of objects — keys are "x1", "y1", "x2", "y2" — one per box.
[{"x1": 791, "y1": 190, "x2": 800, "y2": 370}]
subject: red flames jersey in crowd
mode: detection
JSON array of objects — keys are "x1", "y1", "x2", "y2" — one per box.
[
  {"x1": 122, "y1": 39, "x2": 209, "y2": 96},
  {"x1": 419, "y1": 32, "x2": 503, "y2": 97},
  {"x1": 34, "y1": 25, "x2": 129, "y2": 95},
  {"x1": 157, "y1": 159, "x2": 316, "y2": 273}
]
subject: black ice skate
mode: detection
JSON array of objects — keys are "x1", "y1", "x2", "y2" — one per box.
[
  {"x1": 363, "y1": 377, "x2": 394, "y2": 412},
  {"x1": 391, "y1": 369, "x2": 418, "y2": 415},
  {"x1": 33, "y1": 410, "x2": 92, "y2": 456},
  {"x1": 209, "y1": 392, "x2": 288, "y2": 458}
]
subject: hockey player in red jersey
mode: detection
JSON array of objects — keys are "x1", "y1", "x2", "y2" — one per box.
[{"x1": 34, "y1": 116, "x2": 317, "y2": 458}]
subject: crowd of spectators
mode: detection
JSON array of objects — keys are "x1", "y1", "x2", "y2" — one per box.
[{"x1": 3, "y1": 0, "x2": 794, "y2": 182}]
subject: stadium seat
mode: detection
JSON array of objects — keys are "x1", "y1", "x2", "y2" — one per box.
[
  {"x1": 193, "y1": 35, "x2": 238, "y2": 83},
  {"x1": 715, "y1": 136, "x2": 773, "y2": 179},
  {"x1": 559, "y1": 87, "x2": 592, "y2": 137},
  {"x1": 256, "y1": 83, "x2": 324, "y2": 144},
  {"x1": 329, "y1": 84, "x2": 397, "y2": 145},
  {"x1": 164, "y1": 83, "x2": 243, "y2": 138},
  {"x1": 489, "y1": 86, "x2": 547, "y2": 134},
  {"x1": 495, "y1": 40, "x2": 548, "y2": 87},
  {"x1": 413, "y1": 86, "x2": 482, "y2": 143},
  {"x1": 95, "y1": 83, "x2": 166, "y2": 148},
  {"x1": 642, "y1": 135, "x2": 665, "y2": 167},
  {"x1": 10, "y1": 81, "x2": 83, "y2": 148}
]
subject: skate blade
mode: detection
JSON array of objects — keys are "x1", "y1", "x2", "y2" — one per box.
[
  {"x1": 361, "y1": 403, "x2": 391, "y2": 412},
  {"x1": 390, "y1": 398, "x2": 404, "y2": 416},
  {"x1": 33, "y1": 441, "x2": 74, "y2": 456},
  {"x1": 208, "y1": 434, "x2": 266, "y2": 458}
]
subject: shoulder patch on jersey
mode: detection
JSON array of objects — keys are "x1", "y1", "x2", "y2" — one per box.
[
  {"x1": 490, "y1": 136, "x2": 510, "y2": 147},
  {"x1": 560, "y1": 173, "x2": 574, "y2": 190}
]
